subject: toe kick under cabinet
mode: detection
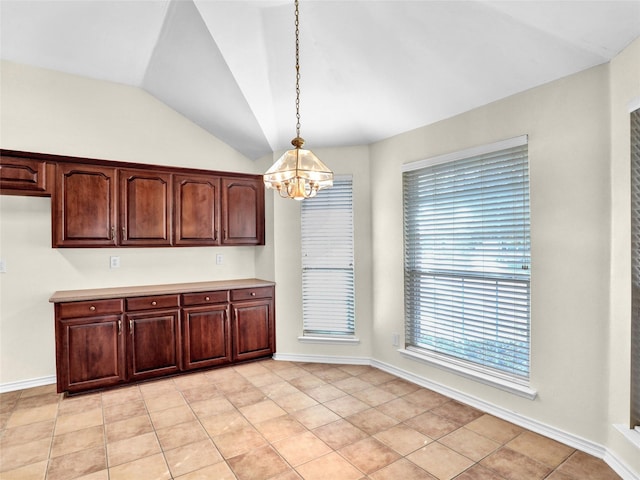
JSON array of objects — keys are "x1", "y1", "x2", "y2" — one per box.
[{"x1": 51, "y1": 279, "x2": 275, "y2": 394}]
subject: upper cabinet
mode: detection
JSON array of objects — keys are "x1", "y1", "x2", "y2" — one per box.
[
  {"x1": 222, "y1": 176, "x2": 265, "y2": 246},
  {"x1": 53, "y1": 163, "x2": 118, "y2": 247},
  {"x1": 120, "y1": 169, "x2": 173, "y2": 247},
  {"x1": 0, "y1": 155, "x2": 54, "y2": 196},
  {"x1": 8, "y1": 148, "x2": 267, "y2": 248},
  {"x1": 174, "y1": 174, "x2": 220, "y2": 246}
]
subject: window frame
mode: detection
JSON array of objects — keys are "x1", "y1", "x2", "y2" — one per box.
[
  {"x1": 299, "y1": 175, "x2": 358, "y2": 344},
  {"x1": 400, "y1": 135, "x2": 536, "y2": 399},
  {"x1": 631, "y1": 107, "x2": 640, "y2": 428}
]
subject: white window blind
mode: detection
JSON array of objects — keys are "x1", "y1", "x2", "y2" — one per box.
[
  {"x1": 631, "y1": 107, "x2": 640, "y2": 428},
  {"x1": 403, "y1": 136, "x2": 531, "y2": 381},
  {"x1": 301, "y1": 177, "x2": 355, "y2": 336}
]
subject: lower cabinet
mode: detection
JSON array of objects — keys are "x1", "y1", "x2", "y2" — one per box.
[
  {"x1": 125, "y1": 294, "x2": 181, "y2": 381},
  {"x1": 231, "y1": 287, "x2": 275, "y2": 362},
  {"x1": 182, "y1": 306, "x2": 230, "y2": 369},
  {"x1": 55, "y1": 300, "x2": 126, "y2": 394},
  {"x1": 127, "y1": 309, "x2": 181, "y2": 381},
  {"x1": 53, "y1": 282, "x2": 274, "y2": 394}
]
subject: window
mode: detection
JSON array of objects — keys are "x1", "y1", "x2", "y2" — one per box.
[
  {"x1": 402, "y1": 136, "x2": 531, "y2": 388},
  {"x1": 631, "y1": 107, "x2": 640, "y2": 429},
  {"x1": 301, "y1": 176, "x2": 355, "y2": 337}
]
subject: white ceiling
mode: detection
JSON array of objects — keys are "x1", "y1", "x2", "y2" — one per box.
[{"x1": 1, "y1": 0, "x2": 639, "y2": 160}]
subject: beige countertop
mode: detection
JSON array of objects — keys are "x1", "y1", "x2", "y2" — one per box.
[{"x1": 49, "y1": 278, "x2": 275, "y2": 303}]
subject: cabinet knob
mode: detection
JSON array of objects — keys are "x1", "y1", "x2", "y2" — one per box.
[
  {"x1": 205, "y1": 296, "x2": 210, "y2": 301},
  {"x1": 251, "y1": 292, "x2": 256, "y2": 296},
  {"x1": 89, "y1": 305, "x2": 96, "y2": 311},
  {"x1": 151, "y1": 301, "x2": 157, "y2": 306}
]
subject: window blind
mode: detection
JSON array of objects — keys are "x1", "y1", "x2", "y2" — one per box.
[
  {"x1": 403, "y1": 137, "x2": 530, "y2": 380},
  {"x1": 301, "y1": 177, "x2": 355, "y2": 336},
  {"x1": 631, "y1": 108, "x2": 640, "y2": 428}
]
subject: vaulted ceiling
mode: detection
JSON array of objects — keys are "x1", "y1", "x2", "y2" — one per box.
[{"x1": 2, "y1": 1, "x2": 639, "y2": 160}]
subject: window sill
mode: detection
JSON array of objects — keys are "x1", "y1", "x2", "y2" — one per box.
[
  {"x1": 398, "y1": 347, "x2": 537, "y2": 400},
  {"x1": 298, "y1": 335, "x2": 360, "y2": 345},
  {"x1": 614, "y1": 424, "x2": 640, "y2": 449}
]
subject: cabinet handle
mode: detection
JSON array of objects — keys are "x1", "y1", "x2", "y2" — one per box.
[
  {"x1": 89, "y1": 305, "x2": 96, "y2": 311},
  {"x1": 129, "y1": 319, "x2": 133, "y2": 333},
  {"x1": 111, "y1": 226, "x2": 115, "y2": 240},
  {"x1": 205, "y1": 296, "x2": 210, "y2": 301},
  {"x1": 122, "y1": 226, "x2": 126, "y2": 241},
  {"x1": 214, "y1": 229, "x2": 218, "y2": 241},
  {"x1": 224, "y1": 229, "x2": 227, "y2": 240},
  {"x1": 251, "y1": 292, "x2": 256, "y2": 296},
  {"x1": 151, "y1": 301, "x2": 157, "y2": 306},
  {"x1": 118, "y1": 320, "x2": 122, "y2": 335}
]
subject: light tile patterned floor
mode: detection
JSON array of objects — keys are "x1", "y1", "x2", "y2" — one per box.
[{"x1": 0, "y1": 360, "x2": 622, "y2": 480}]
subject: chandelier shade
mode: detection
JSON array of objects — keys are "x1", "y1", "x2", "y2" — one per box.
[
  {"x1": 263, "y1": 0, "x2": 333, "y2": 200},
  {"x1": 264, "y1": 137, "x2": 333, "y2": 200}
]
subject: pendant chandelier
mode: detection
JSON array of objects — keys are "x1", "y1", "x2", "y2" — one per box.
[{"x1": 264, "y1": 0, "x2": 333, "y2": 200}]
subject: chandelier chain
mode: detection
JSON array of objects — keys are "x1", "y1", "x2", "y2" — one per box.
[{"x1": 295, "y1": 0, "x2": 301, "y2": 139}]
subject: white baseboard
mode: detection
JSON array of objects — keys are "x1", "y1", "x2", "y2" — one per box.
[
  {"x1": 273, "y1": 351, "x2": 639, "y2": 480},
  {"x1": 0, "y1": 375, "x2": 56, "y2": 393},
  {"x1": 272, "y1": 352, "x2": 371, "y2": 365},
  {"x1": 604, "y1": 448, "x2": 640, "y2": 480}
]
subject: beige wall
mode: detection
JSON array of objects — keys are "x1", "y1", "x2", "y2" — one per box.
[
  {"x1": 608, "y1": 36, "x2": 640, "y2": 474},
  {"x1": 370, "y1": 64, "x2": 612, "y2": 441},
  {"x1": 0, "y1": 61, "x2": 266, "y2": 386}
]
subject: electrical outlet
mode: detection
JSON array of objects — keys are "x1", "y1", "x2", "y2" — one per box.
[
  {"x1": 216, "y1": 254, "x2": 223, "y2": 265},
  {"x1": 0, "y1": 259, "x2": 6, "y2": 273},
  {"x1": 110, "y1": 256, "x2": 120, "y2": 269},
  {"x1": 392, "y1": 333, "x2": 400, "y2": 347}
]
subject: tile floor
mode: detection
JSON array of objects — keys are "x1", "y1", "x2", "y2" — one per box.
[{"x1": 0, "y1": 360, "x2": 622, "y2": 480}]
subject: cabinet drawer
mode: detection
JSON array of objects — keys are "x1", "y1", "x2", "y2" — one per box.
[
  {"x1": 126, "y1": 295, "x2": 180, "y2": 311},
  {"x1": 182, "y1": 291, "x2": 228, "y2": 306},
  {"x1": 58, "y1": 299, "x2": 124, "y2": 319},
  {"x1": 231, "y1": 286, "x2": 273, "y2": 301}
]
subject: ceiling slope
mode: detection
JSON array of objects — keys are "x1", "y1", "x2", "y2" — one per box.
[{"x1": 1, "y1": 0, "x2": 639, "y2": 160}]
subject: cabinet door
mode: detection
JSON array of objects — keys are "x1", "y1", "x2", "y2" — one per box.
[
  {"x1": 174, "y1": 174, "x2": 220, "y2": 245},
  {"x1": 222, "y1": 177, "x2": 265, "y2": 245},
  {"x1": 231, "y1": 299, "x2": 274, "y2": 361},
  {"x1": 0, "y1": 156, "x2": 53, "y2": 196},
  {"x1": 56, "y1": 314, "x2": 125, "y2": 393},
  {"x1": 54, "y1": 163, "x2": 118, "y2": 247},
  {"x1": 119, "y1": 169, "x2": 172, "y2": 246},
  {"x1": 127, "y1": 309, "x2": 180, "y2": 381},
  {"x1": 183, "y1": 304, "x2": 231, "y2": 370}
]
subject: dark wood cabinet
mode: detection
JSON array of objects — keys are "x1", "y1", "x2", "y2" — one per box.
[
  {"x1": 54, "y1": 165, "x2": 173, "y2": 247},
  {"x1": 0, "y1": 155, "x2": 54, "y2": 196},
  {"x1": 126, "y1": 295, "x2": 181, "y2": 381},
  {"x1": 120, "y1": 169, "x2": 173, "y2": 246},
  {"x1": 52, "y1": 280, "x2": 275, "y2": 394},
  {"x1": 127, "y1": 309, "x2": 181, "y2": 381},
  {"x1": 182, "y1": 290, "x2": 231, "y2": 369},
  {"x1": 231, "y1": 287, "x2": 274, "y2": 362},
  {"x1": 54, "y1": 299, "x2": 125, "y2": 393},
  {"x1": 2, "y1": 149, "x2": 265, "y2": 249},
  {"x1": 222, "y1": 177, "x2": 265, "y2": 245},
  {"x1": 54, "y1": 163, "x2": 118, "y2": 247},
  {"x1": 174, "y1": 174, "x2": 220, "y2": 246}
]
